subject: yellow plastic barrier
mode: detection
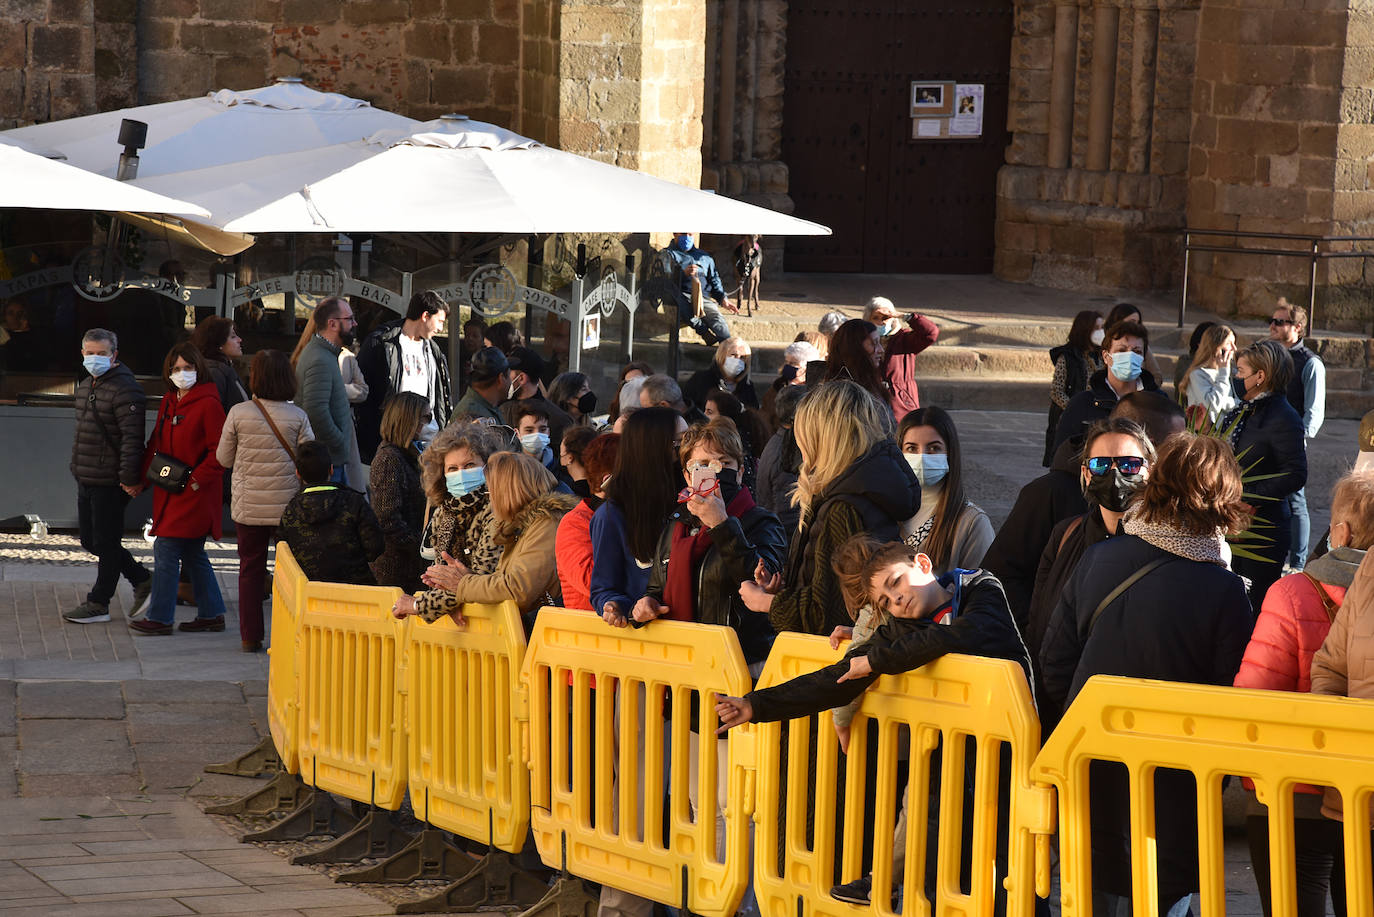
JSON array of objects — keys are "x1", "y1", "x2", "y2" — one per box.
[
  {"x1": 1035, "y1": 676, "x2": 1374, "y2": 917},
  {"x1": 295, "y1": 578, "x2": 409, "y2": 810},
  {"x1": 404, "y1": 600, "x2": 529, "y2": 851},
  {"x1": 267, "y1": 542, "x2": 307, "y2": 775},
  {"x1": 521, "y1": 608, "x2": 754, "y2": 917},
  {"x1": 747, "y1": 634, "x2": 1051, "y2": 917}
]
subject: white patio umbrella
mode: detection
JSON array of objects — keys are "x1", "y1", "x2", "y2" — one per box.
[
  {"x1": 1, "y1": 79, "x2": 418, "y2": 179},
  {"x1": 0, "y1": 142, "x2": 210, "y2": 216},
  {"x1": 212, "y1": 117, "x2": 831, "y2": 236}
]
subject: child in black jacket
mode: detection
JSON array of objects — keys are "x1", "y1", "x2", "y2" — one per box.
[{"x1": 716, "y1": 536, "x2": 1033, "y2": 911}]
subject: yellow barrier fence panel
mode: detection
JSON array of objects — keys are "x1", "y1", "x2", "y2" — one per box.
[
  {"x1": 404, "y1": 600, "x2": 529, "y2": 853},
  {"x1": 520, "y1": 608, "x2": 754, "y2": 917},
  {"x1": 748, "y1": 634, "x2": 1050, "y2": 917},
  {"x1": 1034, "y1": 676, "x2": 1374, "y2": 917},
  {"x1": 267, "y1": 541, "x2": 306, "y2": 776},
  {"x1": 296, "y1": 579, "x2": 409, "y2": 810}
]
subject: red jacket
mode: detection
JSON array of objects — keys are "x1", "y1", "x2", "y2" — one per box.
[
  {"x1": 143, "y1": 382, "x2": 226, "y2": 540},
  {"x1": 1234, "y1": 571, "x2": 1345, "y2": 795},
  {"x1": 555, "y1": 498, "x2": 596, "y2": 611},
  {"x1": 882, "y1": 313, "x2": 939, "y2": 419}
]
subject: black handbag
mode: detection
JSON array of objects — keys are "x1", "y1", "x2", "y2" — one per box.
[{"x1": 145, "y1": 407, "x2": 205, "y2": 494}]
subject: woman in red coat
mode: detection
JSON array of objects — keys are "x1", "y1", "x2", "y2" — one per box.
[{"x1": 129, "y1": 343, "x2": 228, "y2": 636}]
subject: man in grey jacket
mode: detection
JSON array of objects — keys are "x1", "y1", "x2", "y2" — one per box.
[
  {"x1": 295, "y1": 297, "x2": 357, "y2": 488},
  {"x1": 65, "y1": 328, "x2": 152, "y2": 624}
]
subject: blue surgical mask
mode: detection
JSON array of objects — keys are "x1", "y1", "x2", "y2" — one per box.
[
  {"x1": 904, "y1": 452, "x2": 949, "y2": 487},
  {"x1": 674, "y1": 235, "x2": 694, "y2": 252},
  {"x1": 520, "y1": 431, "x2": 550, "y2": 456},
  {"x1": 1108, "y1": 351, "x2": 1144, "y2": 383},
  {"x1": 445, "y1": 467, "x2": 485, "y2": 497},
  {"x1": 83, "y1": 354, "x2": 112, "y2": 376}
]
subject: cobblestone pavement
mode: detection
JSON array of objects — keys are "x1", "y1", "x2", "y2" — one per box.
[{"x1": 3, "y1": 407, "x2": 1347, "y2": 915}]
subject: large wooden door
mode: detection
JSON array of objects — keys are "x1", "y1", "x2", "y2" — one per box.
[{"x1": 782, "y1": 2, "x2": 1013, "y2": 273}]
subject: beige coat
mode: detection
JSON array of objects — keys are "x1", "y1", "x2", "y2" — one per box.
[
  {"x1": 217, "y1": 398, "x2": 314, "y2": 526},
  {"x1": 1310, "y1": 548, "x2": 1374, "y2": 821}
]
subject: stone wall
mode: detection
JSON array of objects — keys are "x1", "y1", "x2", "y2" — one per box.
[
  {"x1": 0, "y1": 0, "x2": 97, "y2": 128},
  {"x1": 994, "y1": 0, "x2": 1200, "y2": 293}
]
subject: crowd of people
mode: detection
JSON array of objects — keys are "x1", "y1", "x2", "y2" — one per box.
[{"x1": 64, "y1": 288, "x2": 1373, "y2": 917}]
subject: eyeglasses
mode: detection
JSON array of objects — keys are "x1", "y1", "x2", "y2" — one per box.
[
  {"x1": 1268, "y1": 317, "x2": 1295, "y2": 326},
  {"x1": 1085, "y1": 456, "x2": 1146, "y2": 476}
]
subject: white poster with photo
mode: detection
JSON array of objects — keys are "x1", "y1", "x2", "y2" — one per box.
[
  {"x1": 950, "y1": 84, "x2": 985, "y2": 136},
  {"x1": 582, "y1": 314, "x2": 600, "y2": 350}
]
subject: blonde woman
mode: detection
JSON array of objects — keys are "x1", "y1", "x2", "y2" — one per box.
[
  {"x1": 418, "y1": 423, "x2": 503, "y2": 576},
  {"x1": 393, "y1": 451, "x2": 578, "y2": 627},
  {"x1": 683, "y1": 336, "x2": 759, "y2": 410},
  {"x1": 738, "y1": 380, "x2": 919, "y2": 635},
  {"x1": 1180, "y1": 323, "x2": 1238, "y2": 423}
]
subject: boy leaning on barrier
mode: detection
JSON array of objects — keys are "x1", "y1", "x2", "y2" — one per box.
[{"x1": 715, "y1": 535, "x2": 1034, "y2": 910}]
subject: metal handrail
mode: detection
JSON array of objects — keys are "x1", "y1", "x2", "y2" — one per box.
[{"x1": 1178, "y1": 229, "x2": 1374, "y2": 331}]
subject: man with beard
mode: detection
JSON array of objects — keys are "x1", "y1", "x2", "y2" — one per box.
[{"x1": 295, "y1": 297, "x2": 358, "y2": 487}]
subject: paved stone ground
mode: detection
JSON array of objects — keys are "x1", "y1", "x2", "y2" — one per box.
[{"x1": 4, "y1": 405, "x2": 1353, "y2": 915}]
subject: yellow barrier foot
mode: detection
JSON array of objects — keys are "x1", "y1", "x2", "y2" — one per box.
[
  {"x1": 240, "y1": 788, "x2": 360, "y2": 843},
  {"x1": 512, "y1": 875, "x2": 598, "y2": 917},
  {"x1": 290, "y1": 808, "x2": 416, "y2": 866},
  {"x1": 204, "y1": 771, "x2": 306, "y2": 817},
  {"x1": 204, "y1": 735, "x2": 282, "y2": 778},
  {"x1": 393, "y1": 849, "x2": 549, "y2": 914},
  {"x1": 336, "y1": 827, "x2": 479, "y2": 884}
]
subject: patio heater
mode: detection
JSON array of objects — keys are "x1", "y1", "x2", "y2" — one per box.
[{"x1": 102, "y1": 118, "x2": 148, "y2": 285}]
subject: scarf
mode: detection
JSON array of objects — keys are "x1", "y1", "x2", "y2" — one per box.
[
  {"x1": 429, "y1": 487, "x2": 488, "y2": 558},
  {"x1": 661, "y1": 486, "x2": 756, "y2": 621},
  {"x1": 1304, "y1": 546, "x2": 1366, "y2": 589},
  {"x1": 1121, "y1": 507, "x2": 1228, "y2": 566},
  {"x1": 1222, "y1": 390, "x2": 1272, "y2": 448}
]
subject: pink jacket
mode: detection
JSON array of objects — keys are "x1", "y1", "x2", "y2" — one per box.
[
  {"x1": 882, "y1": 313, "x2": 939, "y2": 419},
  {"x1": 1234, "y1": 571, "x2": 1345, "y2": 797}
]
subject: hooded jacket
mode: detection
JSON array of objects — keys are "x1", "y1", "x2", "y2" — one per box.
[
  {"x1": 216, "y1": 398, "x2": 314, "y2": 527},
  {"x1": 768, "y1": 439, "x2": 920, "y2": 636},
  {"x1": 416, "y1": 491, "x2": 579, "y2": 624},
  {"x1": 643, "y1": 497, "x2": 787, "y2": 664},
  {"x1": 356, "y1": 320, "x2": 453, "y2": 463},
  {"x1": 142, "y1": 382, "x2": 226, "y2": 540},
  {"x1": 71, "y1": 361, "x2": 147, "y2": 487},
  {"x1": 278, "y1": 483, "x2": 385, "y2": 585}
]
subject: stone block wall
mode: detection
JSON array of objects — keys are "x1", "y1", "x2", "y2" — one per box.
[
  {"x1": 0, "y1": 0, "x2": 98, "y2": 128},
  {"x1": 994, "y1": 0, "x2": 1200, "y2": 293}
]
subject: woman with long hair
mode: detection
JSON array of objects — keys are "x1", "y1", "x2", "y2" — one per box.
[
  {"x1": 1179, "y1": 323, "x2": 1238, "y2": 424},
  {"x1": 215, "y1": 350, "x2": 314, "y2": 652},
  {"x1": 821, "y1": 319, "x2": 890, "y2": 414},
  {"x1": 739, "y1": 379, "x2": 918, "y2": 636},
  {"x1": 1223, "y1": 339, "x2": 1308, "y2": 604},
  {"x1": 1043, "y1": 309, "x2": 1104, "y2": 466},
  {"x1": 128, "y1": 343, "x2": 229, "y2": 636},
  {"x1": 1039, "y1": 432, "x2": 1253, "y2": 916},
  {"x1": 418, "y1": 423, "x2": 504, "y2": 576},
  {"x1": 1173, "y1": 320, "x2": 1217, "y2": 394},
  {"x1": 896, "y1": 406, "x2": 993, "y2": 574},
  {"x1": 556, "y1": 432, "x2": 620, "y2": 611},
  {"x1": 394, "y1": 451, "x2": 578, "y2": 629},
  {"x1": 369, "y1": 392, "x2": 431, "y2": 592},
  {"x1": 191, "y1": 316, "x2": 248, "y2": 413},
  {"x1": 590, "y1": 406, "x2": 686, "y2": 625}
]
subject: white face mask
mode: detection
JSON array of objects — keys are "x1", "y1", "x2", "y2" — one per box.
[
  {"x1": 904, "y1": 452, "x2": 949, "y2": 487},
  {"x1": 722, "y1": 356, "x2": 747, "y2": 379},
  {"x1": 170, "y1": 369, "x2": 197, "y2": 390},
  {"x1": 520, "y1": 431, "x2": 550, "y2": 456},
  {"x1": 1089, "y1": 328, "x2": 1105, "y2": 346}
]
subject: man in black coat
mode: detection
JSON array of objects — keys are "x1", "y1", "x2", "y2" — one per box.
[
  {"x1": 1051, "y1": 320, "x2": 1160, "y2": 453},
  {"x1": 66, "y1": 328, "x2": 152, "y2": 624},
  {"x1": 356, "y1": 291, "x2": 453, "y2": 462}
]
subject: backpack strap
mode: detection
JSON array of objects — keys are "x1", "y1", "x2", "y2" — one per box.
[
  {"x1": 1087, "y1": 555, "x2": 1175, "y2": 635},
  {"x1": 1300, "y1": 571, "x2": 1341, "y2": 623}
]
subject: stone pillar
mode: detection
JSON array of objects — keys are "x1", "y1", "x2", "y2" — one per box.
[
  {"x1": 1047, "y1": 2, "x2": 1079, "y2": 170},
  {"x1": 1085, "y1": 4, "x2": 1120, "y2": 172}
]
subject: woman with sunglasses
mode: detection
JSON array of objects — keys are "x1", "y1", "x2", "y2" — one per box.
[{"x1": 1024, "y1": 418, "x2": 1153, "y2": 675}]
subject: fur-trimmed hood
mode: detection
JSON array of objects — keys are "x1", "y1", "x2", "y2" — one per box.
[{"x1": 497, "y1": 490, "x2": 580, "y2": 546}]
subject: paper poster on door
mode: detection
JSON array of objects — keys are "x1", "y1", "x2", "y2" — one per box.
[{"x1": 950, "y1": 84, "x2": 984, "y2": 137}]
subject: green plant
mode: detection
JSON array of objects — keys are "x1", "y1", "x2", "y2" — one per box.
[{"x1": 1184, "y1": 403, "x2": 1282, "y2": 563}]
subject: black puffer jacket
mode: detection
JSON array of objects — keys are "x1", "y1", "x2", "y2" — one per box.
[
  {"x1": 278, "y1": 483, "x2": 385, "y2": 585},
  {"x1": 643, "y1": 499, "x2": 788, "y2": 664},
  {"x1": 70, "y1": 362, "x2": 147, "y2": 487},
  {"x1": 1051, "y1": 368, "x2": 1160, "y2": 453},
  {"x1": 682, "y1": 363, "x2": 759, "y2": 412},
  {"x1": 768, "y1": 439, "x2": 920, "y2": 636}
]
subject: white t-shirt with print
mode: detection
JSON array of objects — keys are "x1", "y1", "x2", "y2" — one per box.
[{"x1": 398, "y1": 334, "x2": 430, "y2": 399}]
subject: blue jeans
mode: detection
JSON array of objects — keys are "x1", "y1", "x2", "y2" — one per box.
[
  {"x1": 1095, "y1": 892, "x2": 1192, "y2": 917},
  {"x1": 1287, "y1": 487, "x2": 1310, "y2": 570},
  {"x1": 329, "y1": 464, "x2": 348, "y2": 486},
  {"x1": 148, "y1": 536, "x2": 226, "y2": 625}
]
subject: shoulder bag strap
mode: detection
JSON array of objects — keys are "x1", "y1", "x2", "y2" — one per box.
[
  {"x1": 253, "y1": 397, "x2": 296, "y2": 464},
  {"x1": 1300, "y1": 571, "x2": 1341, "y2": 622},
  {"x1": 1087, "y1": 555, "x2": 1174, "y2": 635},
  {"x1": 1058, "y1": 514, "x2": 1086, "y2": 554}
]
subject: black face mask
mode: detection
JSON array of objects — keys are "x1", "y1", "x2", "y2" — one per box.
[
  {"x1": 716, "y1": 467, "x2": 742, "y2": 505},
  {"x1": 576, "y1": 391, "x2": 597, "y2": 415},
  {"x1": 571, "y1": 478, "x2": 592, "y2": 499},
  {"x1": 1084, "y1": 469, "x2": 1143, "y2": 514}
]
